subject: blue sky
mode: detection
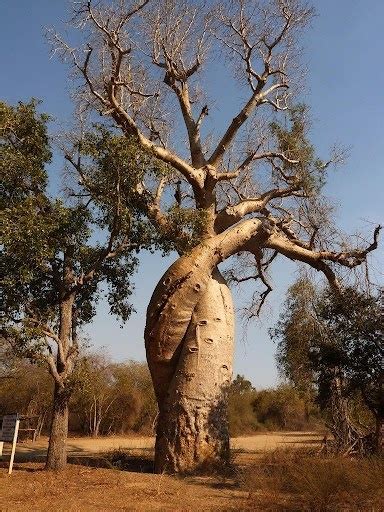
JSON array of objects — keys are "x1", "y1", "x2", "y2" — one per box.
[{"x1": 1, "y1": 1, "x2": 383, "y2": 388}]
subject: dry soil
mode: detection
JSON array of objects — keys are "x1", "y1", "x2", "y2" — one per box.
[{"x1": 0, "y1": 432, "x2": 323, "y2": 511}]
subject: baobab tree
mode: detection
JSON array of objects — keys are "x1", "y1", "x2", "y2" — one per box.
[{"x1": 50, "y1": 0, "x2": 381, "y2": 472}]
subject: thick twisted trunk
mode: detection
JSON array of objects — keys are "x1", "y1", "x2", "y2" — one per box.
[
  {"x1": 155, "y1": 270, "x2": 234, "y2": 472},
  {"x1": 145, "y1": 220, "x2": 264, "y2": 472},
  {"x1": 145, "y1": 251, "x2": 234, "y2": 473}
]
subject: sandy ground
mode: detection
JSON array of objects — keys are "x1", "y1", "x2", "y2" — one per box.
[
  {"x1": 0, "y1": 433, "x2": 324, "y2": 511},
  {"x1": 0, "y1": 463, "x2": 248, "y2": 512},
  {"x1": 7, "y1": 431, "x2": 324, "y2": 459}
]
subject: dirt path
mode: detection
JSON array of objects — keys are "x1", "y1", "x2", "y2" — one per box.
[{"x1": 11, "y1": 431, "x2": 323, "y2": 458}]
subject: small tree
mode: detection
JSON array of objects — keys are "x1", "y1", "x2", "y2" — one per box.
[
  {"x1": 49, "y1": 0, "x2": 381, "y2": 472},
  {"x1": 1, "y1": 100, "x2": 154, "y2": 469},
  {"x1": 271, "y1": 278, "x2": 319, "y2": 419},
  {"x1": 273, "y1": 280, "x2": 383, "y2": 454},
  {"x1": 228, "y1": 375, "x2": 258, "y2": 435},
  {"x1": 312, "y1": 288, "x2": 383, "y2": 454}
]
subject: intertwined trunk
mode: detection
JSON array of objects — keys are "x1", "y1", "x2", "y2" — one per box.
[
  {"x1": 145, "y1": 248, "x2": 235, "y2": 473},
  {"x1": 328, "y1": 370, "x2": 366, "y2": 454}
]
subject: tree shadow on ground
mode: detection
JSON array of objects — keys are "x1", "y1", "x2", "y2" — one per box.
[
  {"x1": 284, "y1": 439, "x2": 322, "y2": 445},
  {"x1": 0, "y1": 460, "x2": 45, "y2": 472},
  {"x1": 187, "y1": 476, "x2": 240, "y2": 491},
  {"x1": 281, "y1": 432, "x2": 324, "y2": 437},
  {"x1": 3, "y1": 444, "x2": 156, "y2": 474},
  {"x1": 68, "y1": 448, "x2": 155, "y2": 473}
]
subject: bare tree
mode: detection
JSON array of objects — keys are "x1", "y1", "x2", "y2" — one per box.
[{"x1": 49, "y1": 0, "x2": 381, "y2": 473}]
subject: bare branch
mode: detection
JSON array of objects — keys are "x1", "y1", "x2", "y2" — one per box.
[
  {"x1": 215, "y1": 186, "x2": 299, "y2": 232},
  {"x1": 265, "y1": 225, "x2": 382, "y2": 288},
  {"x1": 208, "y1": 83, "x2": 289, "y2": 167},
  {"x1": 217, "y1": 149, "x2": 300, "y2": 181}
]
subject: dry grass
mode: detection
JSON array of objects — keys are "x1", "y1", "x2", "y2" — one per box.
[
  {"x1": 0, "y1": 461, "x2": 247, "y2": 511},
  {"x1": 1, "y1": 434, "x2": 382, "y2": 511},
  {"x1": 240, "y1": 449, "x2": 384, "y2": 511},
  {"x1": 12, "y1": 431, "x2": 324, "y2": 459}
]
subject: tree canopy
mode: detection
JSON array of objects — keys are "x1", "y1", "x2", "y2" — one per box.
[
  {"x1": 1, "y1": 100, "x2": 158, "y2": 366},
  {"x1": 272, "y1": 278, "x2": 383, "y2": 453},
  {"x1": 1, "y1": 99, "x2": 163, "y2": 468},
  {"x1": 44, "y1": 0, "x2": 382, "y2": 472}
]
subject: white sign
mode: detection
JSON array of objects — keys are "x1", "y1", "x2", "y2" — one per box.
[{"x1": 0, "y1": 414, "x2": 20, "y2": 474}]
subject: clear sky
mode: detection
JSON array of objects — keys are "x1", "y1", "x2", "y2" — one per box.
[{"x1": 1, "y1": 1, "x2": 383, "y2": 388}]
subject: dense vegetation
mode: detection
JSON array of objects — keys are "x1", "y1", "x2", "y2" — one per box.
[
  {"x1": 1, "y1": 350, "x2": 324, "y2": 438},
  {"x1": 272, "y1": 279, "x2": 383, "y2": 454}
]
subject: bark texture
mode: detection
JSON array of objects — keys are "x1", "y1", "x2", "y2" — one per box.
[
  {"x1": 374, "y1": 415, "x2": 383, "y2": 455},
  {"x1": 45, "y1": 383, "x2": 69, "y2": 471},
  {"x1": 145, "y1": 254, "x2": 234, "y2": 473},
  {"x1": 45, "y1": 295, "x2": 75, "y2": 470}
]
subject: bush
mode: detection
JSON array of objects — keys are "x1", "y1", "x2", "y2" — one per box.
[
  {"x1": 252, "y1": 385, "x2": 322, "y2": 431},
  {"x1": 228, "y1": 376, "x2": 323, "y2": 436},
  {"x1": 241, "y1": 449, "x2": 384, "y2": 511},
  {"x1": 228, "y1": 375, "x2": 260, "y2": 435},
  {"x1": 229, "y1": 391, "x2": 261, "y2": 435}
]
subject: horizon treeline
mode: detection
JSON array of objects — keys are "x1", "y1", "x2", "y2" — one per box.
[{"x1": 1, "y1": 350, "x2": 330, "y2": 438}]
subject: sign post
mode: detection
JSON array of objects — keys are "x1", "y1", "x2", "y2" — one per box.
[{"x1": 0, "y1": 414, "x2": 20, "y2": 474}]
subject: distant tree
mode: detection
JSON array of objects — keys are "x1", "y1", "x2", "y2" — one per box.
[
  {"x1": 271, "y1": 279, "x2": 317, "y2": 401},
  {"x1": 70, "y1": 356, "x2": 157, "y2": 435},
  {"x1": 107, "y1": 360, "x2": 157, "y2": 434},
  {"x1": 229, "y1": 374, "x2": 255, "y2": 395},
  {"x1": 1, "y1": 100, "x2": 155, "y2": 469},
  {"x1": 271, "y1": 278, "x2": 324, "y2": 424},
  {"x1": 273, "y1": 278, "x2": 383, "y2": 453},
  {"x1": 72, "y1": 351, "x2": 118, "y2": 437},
  {"x1": 311, "y1": 288, "x2": 383, "y2": 454},
  {"x1": 0, "y1": 357, "x2": 53, "y2": 437},
  {"x1": 228, "y1": 375, "x2": 258, "y2": 435}
]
